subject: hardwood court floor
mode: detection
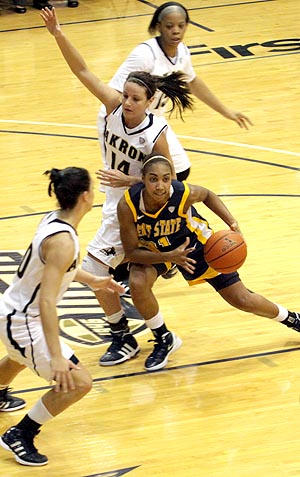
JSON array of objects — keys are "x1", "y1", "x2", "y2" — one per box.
[{"x1": 0, "y1": 1, "x2": 300, "y2": 476}]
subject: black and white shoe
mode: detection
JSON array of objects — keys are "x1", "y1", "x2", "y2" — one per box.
[
  {"x1": 33, "y1": 1, "x2": 52, "y2": 10},
  {"x1": 0, "y1": 426, "x2": 48, "y2": 466},
  {"x1": 0, "y1": 387, "x2": 26, "y2": 412},
  {"x1": 99, "y1": 331, "x2": 140, "y2": 366},
  {"x1": 282, "y1": 311, "x2": 300, "y2": 331},
  {"x1": 162, "y1": 264, "x2": 178, "y2": 279},
  {"x1": 144, "y1": 331, "x2": 182, "y2": 371},
  {"x1": 118, "y1": 280, "x2": 131, "y2": 298}
]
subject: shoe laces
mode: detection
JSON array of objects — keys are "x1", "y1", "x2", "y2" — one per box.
[
  {"x1": 287, "y1": 312, "x2": 300, "y2": 325},
  {"x1": 147, "y1": 336, "x2": 169, "y2": 357},
  {"x1": 107, "y1": 332, "x2": 126, "y2": 352},
  {"x1": 10, "y1": 428, "x2": 40, "y2": 455}
]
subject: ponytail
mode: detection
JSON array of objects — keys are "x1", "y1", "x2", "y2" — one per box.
[
  {"x1": 126, "y1": 70, "x2": 194, "y2": 120},
  {"x1": 155, "y1": 71, "x2": 194, "y2": 119}
]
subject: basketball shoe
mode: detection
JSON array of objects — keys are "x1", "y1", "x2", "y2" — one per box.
[
  {"x1": 282, "y1": 311, "x2": 300, "y2": 331},
  {"x1": 99, "y1": 316, "x2": 140, "y2": 366},
  {"x1": 0, "y1": 426, "x2": 48, "y2": 466},
  {"x1": 162, "y1": 263, "x2": 178, "y2": 280},
  {"x1": 33, "y1": 1, "x2": 52, "y2": 9},
  {"x1": 144, "y1": 331, "x2": 182, "y2": 371},
  {"x1": 118, "y1": 279, "x2": 131, "y2": 298},
  {"x1": 0, "y1": 387, "x2": 26, "y2": 412}
]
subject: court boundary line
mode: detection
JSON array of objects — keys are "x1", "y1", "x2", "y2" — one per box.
[
  {"x1": 0, "y1": 0, "x2": 275, "y2": 34},
  {"x1": 185, "y1": 148, "x2": 300, "y2": 170},
  {"x1": 11, "y1": 344, "x2": 300, "y2": 395},
  {"x1": 1, "y1": 189, "x2": 300, "y2": 223},
  {"x1": 1, "y1": 121, "x2": 300, "y2": 159}
]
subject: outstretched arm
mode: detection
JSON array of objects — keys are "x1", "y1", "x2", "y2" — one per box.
[
  {"x1": 40, "y1": 7, "x2": 121, "y2": 114},
  {"x1": 75, "y1": 268, "x2": 125, "y2": 293},
  {"x1": 189, "y1": 76, "x2": 253, "y2": 130},
  {"x1": 96, "y1": 169, "x2": 142, "y2": 189},
  {"x1": 96, "y1": 129, "x2": 175, "y2": 189},
  {"x1": 185, "y1": 184, "x2": 241, "y2": 233}
]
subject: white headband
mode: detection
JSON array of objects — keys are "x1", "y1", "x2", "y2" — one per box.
[
  {"x1": 158, "y1": 5, "x2": 187, "y2": 22},
  {"x1": 142, "y1": 155, "x2": 172, "y2": 169}
]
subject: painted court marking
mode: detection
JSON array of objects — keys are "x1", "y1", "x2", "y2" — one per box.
[{"x1": 1, "y1": 119, "x2": 300, "y2": 158}]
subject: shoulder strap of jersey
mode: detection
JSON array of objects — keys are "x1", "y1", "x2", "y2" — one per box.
[
  {"x1": 124, "y1": 188, "x2": 138, "y2": 222},
  {"x1": 140, "y1": 41, "x2": 157, "y2": 61},
  {"x1": 176, "y1": 180, "x2": 191, "y2": 217}
]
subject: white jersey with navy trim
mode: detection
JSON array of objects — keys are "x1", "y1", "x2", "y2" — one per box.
[
  {"x1": 105, "y1": 104, "x2": 168, "y2": 177},
  {"x1": 97, "y1": 38, "x2": 195, "y2": 174},
  {"x1": 88, "y1": 105, "x2": 168, "y2": 268},
  {"x1": 2, "y1": 211, "x2": 80, "y2": 315},
  {"x1": 109, "y1": 38, "x2": 196, "y2": 116}
]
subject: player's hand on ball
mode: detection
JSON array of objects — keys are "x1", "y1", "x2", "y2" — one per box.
[{"x1": 170, "y1": 237, "x2": 196, "y2": 273}]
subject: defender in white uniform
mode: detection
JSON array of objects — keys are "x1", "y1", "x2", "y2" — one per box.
[
  {"x1": 0, "y1": 211, "x2": 80, "y2": 379},
  {"x1": 87, "y1": 104, "x2": 168, "y2": 269},
  {"x1": 98, "y1": 37, "x2": 196, "y2": 175},
  {"x1": 0, "y1": 166, "x2": 123, "y2": 467},
  {"x1": 98, "y1": 2, "x2": 252, "y2": 179},
  {"x1": 109, "y1": 38, "x2": 196, "y2": 114}
]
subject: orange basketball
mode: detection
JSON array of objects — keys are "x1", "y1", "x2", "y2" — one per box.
[{"x1": 204, "y1": 230, "x2": 247, "y2": 274}]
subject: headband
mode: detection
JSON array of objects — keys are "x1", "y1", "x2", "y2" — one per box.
[
  {"x1": 127, "y1": 76, "x2": 153, "y2": 97},
  {"x1": 142, "y1": 155, "x2": 172, "y2": 169},
  {"x1": 158, "y1": 5, "x2": 187, "y2": 22}
]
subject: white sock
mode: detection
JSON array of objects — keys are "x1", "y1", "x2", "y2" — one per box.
[
  {"x1": 145, "y1": 312, "x2": 164, "y2": 330},
  {"x1": 107, "y1": 309, "x2": 124, "y2": 324},
  {"x1": 28, "y1": 398, "x2": 53, "y2": 425},
  {"x1": 273, "y1": 304, "x2": 289, "y2": 322}
]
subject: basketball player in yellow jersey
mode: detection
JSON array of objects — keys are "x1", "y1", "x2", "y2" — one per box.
[{"x1": 117, "y1": 153, "x2": 300, "y2": 371}]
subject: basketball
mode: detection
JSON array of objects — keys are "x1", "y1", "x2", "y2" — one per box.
[{"x1": 204, "y1": 230, "x2": 247, "y2": 274}]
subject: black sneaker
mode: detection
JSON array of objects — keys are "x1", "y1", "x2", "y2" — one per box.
[
  {"x1": 99, "y1": 331, "x2": 140, "y2": 366},
  {"x1": 282, "y1": 311, "x2": 300, "y2": 331},
  {"x1": 33, "y1": 1, "x2": 52, "y2": 10},
  {"x1": 0, "y1": 426, "x2": 48, "y2": 466},
  {"x1": 144, "y1": 331, "x2": 182, "y2": 371},
  {"x1": 162, "y1": 264, "x2": 178, "y2": 279},
  {"x1": 0, "y1": 387, "x2": 26, "y2": 412}
]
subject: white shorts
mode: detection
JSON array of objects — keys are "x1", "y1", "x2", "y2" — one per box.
[
  {"x1": 86, "y1": 204, "x2": 125, "y2": 269},
  {"x1": 97, "y1": 106, "x2": 190, "y2": 174},
  {"x1": 0, "y1": 301, "x2": 74, "y2": 382}
]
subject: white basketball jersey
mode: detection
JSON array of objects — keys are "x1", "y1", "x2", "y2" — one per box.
[
  {"x1": 103, "y1": 104, "x2": 168, "y2": 214},
  {"x1": 109, "y1": 38, "x2": 196, "y2": 116},
  {"x1": 2, "y1": 211, "x2": 80, "y2": 315}
]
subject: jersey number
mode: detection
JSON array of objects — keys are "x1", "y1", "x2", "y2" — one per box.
[
  {"x1": 17, "y1": 244, "x2": 32, "y2": 278},
  {"x1": 111, "y1": 151, "x2": 130, "y2": 175}
]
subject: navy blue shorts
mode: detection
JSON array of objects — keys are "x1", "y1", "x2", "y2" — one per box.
[
  {"x1": 205, "y1": 271, "x2": 240, "y2": 291},
  {"x1": 152, "y1": 263, "x2": 240, "y2": 292}
]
